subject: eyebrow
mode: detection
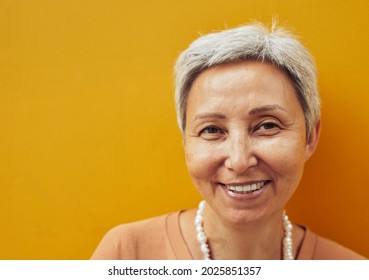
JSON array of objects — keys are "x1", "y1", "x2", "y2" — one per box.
[
  {"x1": 193, "y1": 113, "x2": 226, "y2": 121},
  {"x1": 193, "y1": 105, "x2": 286, "y2": 121},
  {"x1": 249, "y1": 104, "x2": 286, "y2": 115}
]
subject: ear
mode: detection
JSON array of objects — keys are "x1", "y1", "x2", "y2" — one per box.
[{"x1": 305, "y1": 119, "x2": 321, "y2": 162}]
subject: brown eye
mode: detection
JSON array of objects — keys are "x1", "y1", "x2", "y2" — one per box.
[
  {"x1": 199, "y1": 126, "x2": 225, "y2": 140},
  {"x1": 202, "y1": 127, "x2": 221, "y2": 134},
  {"x1": 254, "y1": 121, "x2": 282, "y2": 136},
  {"x1": 259, "y1": 122, "x2": 279, "y2": 130}
]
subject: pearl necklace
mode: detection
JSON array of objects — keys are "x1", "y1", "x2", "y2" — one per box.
[{"x1": 194, "y1": 200, "x2": 294, "y2": 260}]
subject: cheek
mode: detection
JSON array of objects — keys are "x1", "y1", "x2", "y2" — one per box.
[
  {"x1": 185, "y1": 142, "x2": 222, "y2": 183},
  {"x1": 257, "y1": 137, "x2": 306, "y2": 183}
]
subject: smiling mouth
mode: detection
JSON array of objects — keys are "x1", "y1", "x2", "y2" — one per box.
[{"x1": 220, "y1": 181, "x2": 269, "y2": 194}]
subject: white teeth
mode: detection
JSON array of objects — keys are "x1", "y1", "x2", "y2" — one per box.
[{"x1": 226, "y1": 182, "x2": 266, "y2": 193}]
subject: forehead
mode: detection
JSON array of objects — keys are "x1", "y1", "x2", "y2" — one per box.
[
  {"x1": 186, "y1": 61, "x2": 299, "y2": 114},
  {"x1": 192, "y1": 60, "x2": 294, "y2": 92}
]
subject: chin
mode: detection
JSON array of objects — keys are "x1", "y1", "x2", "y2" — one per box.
[{"x1": 207, "y1": 200, "x2": 280, "y2": 226}]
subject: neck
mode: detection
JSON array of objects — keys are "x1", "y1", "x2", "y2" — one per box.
[{"x1": 203, "y1": 204, "x2": 285, "y2": 260}]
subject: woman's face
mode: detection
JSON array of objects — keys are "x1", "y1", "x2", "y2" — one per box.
[{"x1": 184, "y1": 61, "x2": 319, "y2": 224}]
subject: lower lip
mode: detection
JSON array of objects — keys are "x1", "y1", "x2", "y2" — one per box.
[{"x1": 220, "y1": 182, "x2": 269, "y2": 201}]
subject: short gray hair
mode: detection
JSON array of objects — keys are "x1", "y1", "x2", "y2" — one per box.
[{"x1": 174, "y1": 22, "x2": 320, "y2": 137}]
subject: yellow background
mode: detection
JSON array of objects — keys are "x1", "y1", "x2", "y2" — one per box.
[{"x1": 1, "y1": 0, "x2": 368, "y2": 259}]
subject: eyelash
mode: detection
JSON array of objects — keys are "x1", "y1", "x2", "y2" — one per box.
[
  {"x1": 257, "y1": 122, "x2": 280, "y2": 130},
  {"x1": 253, "y1": 120, "x2": 282, "y2": 136},
  {"x1": 199, "y1": 126, "x2": 225, "y2": 136}
]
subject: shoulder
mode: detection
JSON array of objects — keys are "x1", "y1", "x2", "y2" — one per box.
[
  {"x1": 91, "y1": 213, "x2": 174, "y2": 260},
  {"x1": 314, "y1": 234, "x2": 366, "y2": 260},
  {"x1": 301, "y1": 228, "x2": 366, "y2": 260}
]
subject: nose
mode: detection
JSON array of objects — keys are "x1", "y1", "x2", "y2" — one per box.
[{"x1": 224, "y1": 133, "x2": 257, "y2": 173}]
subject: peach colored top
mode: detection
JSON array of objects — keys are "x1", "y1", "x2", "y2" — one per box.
[{"x1": 91, "y1": 211, "x2": 366, "y2": 260}]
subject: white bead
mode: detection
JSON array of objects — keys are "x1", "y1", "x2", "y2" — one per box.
[
  {"x1": 285, "y1": 223, "x2": 293, "y2": 231},
  {"x1": 198, "y1": 201, "x2": 206, "y2": 210},
  {"x1": 197, "y1": 233, "x2": 207, "y2": 243},
  {"x1": 201, "y1": 243, "x2": 209, "y2": 252},
  {"x1": 283, "y1": 238, "x2": 291, "y2": 243},
  {"x1": 194, "y1": 219, "x2": 202, "y2": 226},
  {"x1": 285, "y1": 253, "x2": 293, "y2": 260}
]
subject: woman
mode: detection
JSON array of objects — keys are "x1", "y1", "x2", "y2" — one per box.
[{"x1": 91, "y1": 22, "x2": 365, "y2": 260}]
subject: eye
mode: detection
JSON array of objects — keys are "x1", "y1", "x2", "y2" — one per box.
[
  {"x1": 199, "y1": 126, "x2": 225, "y2": 140},
  {"x1": 201, "y1": 126, "x2": 221, "y2": 134},
  {"x1": 254, "y1": 121, "x2": 282, "y2": 136},
  {"x1": 258, "y1": 122, "x2": 280, "y2": 130}
]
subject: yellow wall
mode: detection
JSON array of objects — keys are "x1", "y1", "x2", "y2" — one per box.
[{"x1": 1, "y1": 0, "x2": 368, "y2": 259}]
